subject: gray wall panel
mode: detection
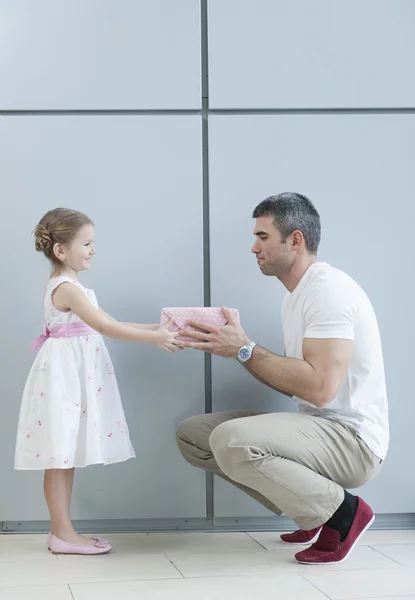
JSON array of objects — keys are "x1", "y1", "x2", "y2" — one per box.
[
  {"x1": 208, "y1": 0, "x2": 415, "y2": 109},
  {"x1": 0, "y1": 0, "x2": 201, "y2": 110},
  {"x1": 209, "y1": 113, "x2": 415, "y2": 516},
  {"x1": 0, "y1": 114, "x2": 206, "y2": 520}
]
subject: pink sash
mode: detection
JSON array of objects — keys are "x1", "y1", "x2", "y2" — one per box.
[{"x1": 31, "y1": 322, "x2": 98, "y2": 352}]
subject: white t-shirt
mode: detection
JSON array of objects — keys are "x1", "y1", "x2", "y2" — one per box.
[{"x1": 281, "y1": 262, "x2": 389, "y2": 460}]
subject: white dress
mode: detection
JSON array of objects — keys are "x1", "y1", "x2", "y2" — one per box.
[{"x1": 15, "y1": 276, "x2": 136, "y2": 469}]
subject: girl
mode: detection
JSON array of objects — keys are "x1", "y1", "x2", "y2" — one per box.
[{"x1": 15, "y1": 208, "x2": 181, "y2": 555}]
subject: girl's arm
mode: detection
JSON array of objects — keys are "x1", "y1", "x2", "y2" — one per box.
[
  {"x1": 53, "y1": 283, "x2": 177, "y2": 351},
  {"x1": 99, "y1": 308, "x2": 159, "y2": 331}
]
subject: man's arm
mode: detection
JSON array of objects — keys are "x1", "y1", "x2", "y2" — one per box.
[
  {"x1": 181, "y1": 305, "x2": 353, "y2": 408},
  {"x1": 243, "y1": 338, "x2": 353, "y2": 407},
  {"x1": 242, "y1": 352, "x2": 293, "y2": 397}
]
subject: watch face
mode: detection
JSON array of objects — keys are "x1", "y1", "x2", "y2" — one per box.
[{"x1": 239, "y1": 348, "x2": 251, "y2": 360}]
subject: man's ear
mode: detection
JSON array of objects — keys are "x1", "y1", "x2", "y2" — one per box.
[{"x1": 291, "y1": 230, "x2": 304, "y2": 249}]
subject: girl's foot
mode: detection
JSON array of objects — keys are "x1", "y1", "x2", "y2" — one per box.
[
  {"x1": 49, "y1": 535, "x2": 111, "y2": 555},
  {"x1": 47, "y1": 532, "x2": 109, "y2": 549},
  {"x1": 53, "y1": 530, "x2": 97, "y2": 546}
]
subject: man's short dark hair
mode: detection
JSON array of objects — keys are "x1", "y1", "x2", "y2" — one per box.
[{"x1": 252, "y1": 192, "x2": 321, "y2": 254}]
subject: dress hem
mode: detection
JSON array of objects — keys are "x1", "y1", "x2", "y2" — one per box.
[{"x1": 14, "y1": 453, "x2": 136, "y2": 471}]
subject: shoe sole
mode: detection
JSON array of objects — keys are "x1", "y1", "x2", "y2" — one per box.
[
  {"x1": 51, "y1": 549, "x2": 111, "y2": 555},
  {"x1": 296, "y1": 514, "x2": 375, "y2": 565},
  {"x1": 281, "y1": 531, "x2": 321, "y2": 545},
  {"x1": 48, "y1": 544, "x2": 112, "y2": 555}
]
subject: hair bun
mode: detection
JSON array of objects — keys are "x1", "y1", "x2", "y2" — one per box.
[{"x1": 35, "y1": 226, "x2": 52, "y2": 252}]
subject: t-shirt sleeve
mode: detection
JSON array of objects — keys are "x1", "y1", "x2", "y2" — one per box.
[{"x1": 303, "y1": 285, "x2": 355, "y2": 340}]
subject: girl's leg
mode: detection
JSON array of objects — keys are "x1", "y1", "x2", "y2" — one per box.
[
  {"x1": 63, "y1": 469, "x2": 106, "y2": 544},
  {"x1": 44, "y1": 469, "x2": 94, "y2": 546},
  {"x1": 49, "y1": 468, "x2": 74, "y2": 535},
  {"x1": 65, "y1": 468, "x2": 75, "y2": 517}
]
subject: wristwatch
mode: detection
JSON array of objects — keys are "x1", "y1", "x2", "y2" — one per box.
[{"x1": 237, "y1": 341, "x2": 257, "y2": 363}]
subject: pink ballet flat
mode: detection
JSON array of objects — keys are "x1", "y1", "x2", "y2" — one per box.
[
  {"x1": 46, "y1": 532, "x2": 109, "y2": 550},
  {"x1": 49, "y1": 534, "x2": 112, "y2": 555}
]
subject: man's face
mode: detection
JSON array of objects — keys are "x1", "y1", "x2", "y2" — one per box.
[{"x1": 251, "y1": 216, "x2": 293, "y2": 278}]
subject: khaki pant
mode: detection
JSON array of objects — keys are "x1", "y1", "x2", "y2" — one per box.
[{"x1": 176, "y1": 410, "x2": 381, "y2": 530}]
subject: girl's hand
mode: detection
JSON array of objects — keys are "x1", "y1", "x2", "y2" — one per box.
[{"x1": 153, "y1": 319, "x2": 182, "y2": 353}]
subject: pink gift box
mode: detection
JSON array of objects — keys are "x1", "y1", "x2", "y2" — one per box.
[{"x1": 160, "y1": 307, "x2": 240, "y2": 342}]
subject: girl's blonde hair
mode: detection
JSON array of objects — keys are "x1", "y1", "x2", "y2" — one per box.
[{"x1": 34, "y1": 208, "x2": 93, "y2": 264}]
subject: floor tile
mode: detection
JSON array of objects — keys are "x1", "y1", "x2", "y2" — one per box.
[
  {"x1": 0, "y1": 554, "x2": 181, "y2": 587},
  {"x1": 0, "y1": 537, "x2": 56, "y2": 563},
  {"x1": 351, "y1": 597, "x2": 415, "y2": 600},
  {"x1": 88, "y1": 531, "x2": 262, "y2": 552},
  {"x1": 70, "y1": 573, "x2": 328, "y2": 600},
  {"x1": 133, "y1": 532, "x2": 264, "y2": 553},
  {"x1": 303, "y1": 567, "x2": 415, "y2": 599},
  {"x1": 54, "y1": 532, "x2": 264, "y2": 557},
  {"x1": 359, "y1": 530, "x2": 415, "y2": 545},
  {"x1": 0, "y1": 585, "x2": 72, "y2": 599},
  {"x1": 0, "y1": 534, "x2": 47, "y2": 544},
  {"x1": 248, "y1": 531, "x2": 308, "y2": 550},
  {"x1": 86, "y1": 532, "x2": 265, "y2": 554},
  {"x1": 371, "y1": 543, "x2": 415, "y2": 566},
  {"x1": 166, "y1": 545, "x2": 398, "y2": 578}
]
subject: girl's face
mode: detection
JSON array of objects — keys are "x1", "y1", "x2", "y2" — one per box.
[{"x1": 54, "y1": 224, "x2": 96, "y2": 272}]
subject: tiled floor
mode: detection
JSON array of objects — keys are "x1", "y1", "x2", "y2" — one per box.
[{"x1": 0, "y1": 530, "x2": 415, "y2": 599}]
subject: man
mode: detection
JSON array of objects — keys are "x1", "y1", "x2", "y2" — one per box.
[{"x1": 176, "y1": 192, "x2": 388, "y2": 565}]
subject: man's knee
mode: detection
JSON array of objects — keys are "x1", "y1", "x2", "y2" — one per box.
[
  {"x1": 176, "y1": 415, "x2": 200, "y2": 452},
  {"x1": 176, "y1": 413, "x2": 213, "y2": 466},
  {"x1": 176, "y1": 415, "x2": 195, "y2": 443},
  {"x1": 209, "y1": 420, "x2": 248, "y2": 479}
]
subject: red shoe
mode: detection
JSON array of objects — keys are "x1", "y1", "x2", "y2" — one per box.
[
  {"x1": 295, "y1": 497, "x2": 374, "y2": 565},
  {"x1": 280, "y1": 527, "x2": 322, "y2": 545}
]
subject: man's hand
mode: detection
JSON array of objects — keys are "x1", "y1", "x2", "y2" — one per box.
[{"x1": 179, "y1": 307, "x2": 250, "y2": 358}]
